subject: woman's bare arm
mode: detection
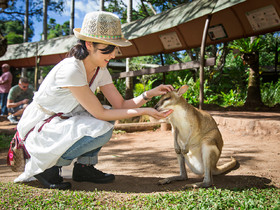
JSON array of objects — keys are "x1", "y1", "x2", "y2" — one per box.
[
  {"x1": 100, "y1": 83, "x2": 174, "y2": 109},
  {"x1": 68, "y1": 85, "x2": 171, "y2": 121}
]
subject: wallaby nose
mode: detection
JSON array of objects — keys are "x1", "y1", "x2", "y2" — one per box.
[{"x1": 154, "y1": 103, "x2": 159, "y2": 110}]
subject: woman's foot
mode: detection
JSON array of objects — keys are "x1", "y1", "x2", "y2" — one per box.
[
  {"x1": 72, "y1": 162, "x2": 115, "y2": 183},
  {"x1": 34, "y1": 166, "x2": 71, "y2": 190}
]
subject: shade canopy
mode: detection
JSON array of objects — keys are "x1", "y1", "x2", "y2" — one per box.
[
  {"x1": 120, "y1": 0, "x2": 280, "y2": 58},
  {"x1": 1, "y1": 0, "x2": 280, "y2": 68}
]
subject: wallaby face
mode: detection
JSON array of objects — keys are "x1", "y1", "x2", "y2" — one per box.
[
  {"x1": 154, "y1": 91, "x2": 177, "y2": 112},
  {"x1": 154, "y1": 85, "x2": 189, "y2": 112},
  {"x1": 156, "y1": 85, "x2": 237, "y2": 188}
]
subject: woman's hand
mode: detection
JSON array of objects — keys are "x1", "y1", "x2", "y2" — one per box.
[
  {"x1": 145, "y1": 108, "x2": 173, "y2": 120},
  {"x1": 146, "y1": 84, "x2": 174, "y2": 98}
]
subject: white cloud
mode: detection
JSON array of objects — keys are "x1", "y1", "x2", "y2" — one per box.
[
  {"x1": 75, "y1": 0, "x2": 100, "y2": 16},
  {"x1": 120, "y1": 0, "x2": 141, "y2": 10},
  {"x1": 58, "y1": 0, "x2": 100, "y2": 29},
  {"x1": 58, "y1": 0, "x2": 142, "y2": 29},
  {"x1": 62, "y1": 0, "x2": 99, "y2": 19}
]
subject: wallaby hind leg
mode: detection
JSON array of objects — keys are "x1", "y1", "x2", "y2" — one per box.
[
  {"x1": 184, "y1": 144, "x2": 219, "y2": 188},
  {"x1": 184, "y1": 167, "x2": 213, "y2": 189},
  {"x1": 158, "y1": 153, "x2": 187, "y2": 185}
]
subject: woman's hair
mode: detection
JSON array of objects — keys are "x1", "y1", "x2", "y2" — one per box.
[
  {"x1": 67, "y1": 40, "x2": 116, "y2": 60},
  {"x1": 67, "y1": 40, "x2": 89, "y2": 60},
  {"x1": 98, "y1": 45, "x2": 116, "y2": 54}
]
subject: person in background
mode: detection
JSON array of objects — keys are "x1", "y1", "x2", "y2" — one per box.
[
  {"x1": 7, "y1": 77, "x2": 33, "y2": 124},
  {"x1": 0, "y1": 64, "x2": 13, "y2": 116}
]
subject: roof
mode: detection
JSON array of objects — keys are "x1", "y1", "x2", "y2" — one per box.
[
  {"x1": 120, "y1": 0, "x2": 280, "y2": 58},
  {"x1": 0, "y1": 36, "x2": 77, "y2": 67},
  {"x1": 122, "y1": 0, "x2": 245, "y2": 40},
  {"x1": 1, "y1": 0, "x2": 280, "y2": 68}
]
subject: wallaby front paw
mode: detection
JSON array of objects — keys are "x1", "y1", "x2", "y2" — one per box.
[{"x1": 174, "y1": 148, "x2": 181, "y2": 154}]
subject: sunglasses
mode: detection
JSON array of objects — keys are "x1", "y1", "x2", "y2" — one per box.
[
  {"x1": 20, "y1": 84, "x2": 28, "y2": 88},
  {"x1": 97, "y1": 45, "x2": 116, "y2": 54}
]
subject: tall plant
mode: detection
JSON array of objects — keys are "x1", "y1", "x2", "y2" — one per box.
[
  {"x1": 229, "y1": 36, "x2": 265, "y2": 107},
  {"x1": 261, "y1": 80, "x2": 280, "y2": 107}
]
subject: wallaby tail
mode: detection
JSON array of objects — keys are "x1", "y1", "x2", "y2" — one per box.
[{"x1": 212, "y1": 157, "x2": 237, "y2": 175}]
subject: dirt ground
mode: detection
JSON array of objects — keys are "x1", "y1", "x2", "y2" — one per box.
[{"x1": 0, "y1": 112, "x2": 279, "y2": 193}]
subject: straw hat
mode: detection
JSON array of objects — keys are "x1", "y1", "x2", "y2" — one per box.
[{"x1": 73, "y1": 11, "x2": 132, "y2": 47}]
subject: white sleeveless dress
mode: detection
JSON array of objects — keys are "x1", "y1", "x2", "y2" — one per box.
[{"x1": 14, "y1": 57, "x2": 114, "y2": 182}]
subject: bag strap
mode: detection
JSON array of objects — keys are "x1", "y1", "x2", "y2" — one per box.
[
  {"x1": 38, "y1": 112, "x2": 63, "y2": 132},
  {"x1": 19, "y1": 112, "x2": 64, "y2": 143},
  {"x1": 89, "y1": 67, "x2": 100, "y2": 87},
  {"x1": 18, "y1": 67, "x2": 100, "y2": 141}
]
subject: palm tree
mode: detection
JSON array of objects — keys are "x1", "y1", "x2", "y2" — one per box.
[{"x1": 230, "y1": 36, "x2": 264, "y2": 108}]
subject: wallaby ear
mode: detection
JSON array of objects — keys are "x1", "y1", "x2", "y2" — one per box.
[{"x1": 177, "y1": 85, "x2": 189, "y2": 96}]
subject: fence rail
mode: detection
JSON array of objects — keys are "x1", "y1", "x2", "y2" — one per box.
[{"x1": 112, "y1": 57, "x2": 215, "y2": 80}]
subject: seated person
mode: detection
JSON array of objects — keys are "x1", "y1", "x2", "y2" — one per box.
[{"x1": 7, "y1": 77, "x2": 34, "y2": 124}]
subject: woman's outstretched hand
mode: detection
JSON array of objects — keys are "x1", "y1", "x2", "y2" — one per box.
[
  {"x1": 146, "y1": 84, "x2": 174, "y2": 98},
  {"x1": 145, "y1": 108, "x2": 174, "y2": 120}
]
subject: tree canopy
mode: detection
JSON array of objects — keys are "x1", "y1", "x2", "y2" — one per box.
[
  {"x1": 0, "y1": 0, "x2": 64, "y2": 22},
  {"x1": 0, "y1": 0, "x2": 65, "y2": 43}
]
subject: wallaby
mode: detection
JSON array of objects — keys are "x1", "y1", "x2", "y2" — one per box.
[{"x1": 154, "y1": 85, "x2": 237, "y2": 188}]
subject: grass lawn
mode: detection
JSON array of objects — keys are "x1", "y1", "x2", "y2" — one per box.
[
  {"x1": 0, "y1": 182, "x2": 279, "y2": 209},
  {"x1": 0, "y1": 134, "x2": 13, "y2": 150},
  {"x1": 1, "y1": 134, "x2": 279, "y2": 209}
]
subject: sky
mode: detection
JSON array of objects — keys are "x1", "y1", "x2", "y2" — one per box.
[{"x1": 31, "y1": 0, "x2": 140, "y2": 42}]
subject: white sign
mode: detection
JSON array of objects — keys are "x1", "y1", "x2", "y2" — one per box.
[
  {"x1": 208, "y1": 24, "x2": 228, "y2": 41},
  {"x1": 246, "y1": 5, "x2": 280, "y2": 31},
  {"x1": 159, "y1": 32, "x2": 182, "y2": 50}
]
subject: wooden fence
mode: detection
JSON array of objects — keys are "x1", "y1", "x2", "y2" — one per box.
[{"x1": 111, "y1": 57, "x2": 215, "y2": 80}]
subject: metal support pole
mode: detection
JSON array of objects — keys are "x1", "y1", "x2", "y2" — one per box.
[
  {"x1": 160, "y1": 54, "x2": 166, "y2": 84},
  {"x1": 21, "y1": 0, "x2": 29, "y2": 78},
  {"x1": 34, "y1": 56, "x2": 41, "y2": 91},
  {"x1": 199, "y1": 15, "x2": 212, "y2": 110}
]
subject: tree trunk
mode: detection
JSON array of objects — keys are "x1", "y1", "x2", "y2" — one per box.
[
  {"x1": 125, "y1": 76, "x2": 134, "y2": 99},
  {"x1": 125, "y1": 57, "x2": 134, "y2": 99},
  {"x1": 70, "y1": 0, "x2": 75, "y2": 35},
  {"x1": 242, "y1": 52, "x2": 264, "y2": 107},
  {"x1": 0, "y1": 30, "x2": 7, "y2": 57},
  {"x1": 43, "y1": 0, "x2": 48, "y2": 40},
  {"x1": 24, "y1": 0, "x2": 29, "y2": 42}
]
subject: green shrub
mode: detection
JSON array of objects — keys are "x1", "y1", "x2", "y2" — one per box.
[
  {"x1": 261, "y1": 80, "x2": 280, "y2": 107},
  {"x1": 114, "y1": 69, "x2": 279, "y2": 108},
  {"x1": 220, "y1": 88, "x2": 246, "y2": 107}
]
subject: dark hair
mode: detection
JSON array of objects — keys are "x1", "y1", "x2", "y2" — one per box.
[
  {"x1": 19, "y1": 77, "x2": 29, "y2": 84},
  {"x1": 67, "y1": 40, "x2": 116, "y2": 60},
  {"x1": 67, "y1": 40, "x2": 89, "y2": 60}
]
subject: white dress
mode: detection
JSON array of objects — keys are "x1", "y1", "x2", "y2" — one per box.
[{"x1": 14, "y1": 57, "x2": 114, "y2": 182}]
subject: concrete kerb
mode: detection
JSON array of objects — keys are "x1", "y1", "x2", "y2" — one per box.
[
  {"x1": 115, "y1": 111, "x2": 280, "y2": 135},
  {"x1": 213, "y1": 116, "x2": 280, "y2": 135},
  {"x1": 0, "y1": 111, "x2": 279, "y2": 135}
]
